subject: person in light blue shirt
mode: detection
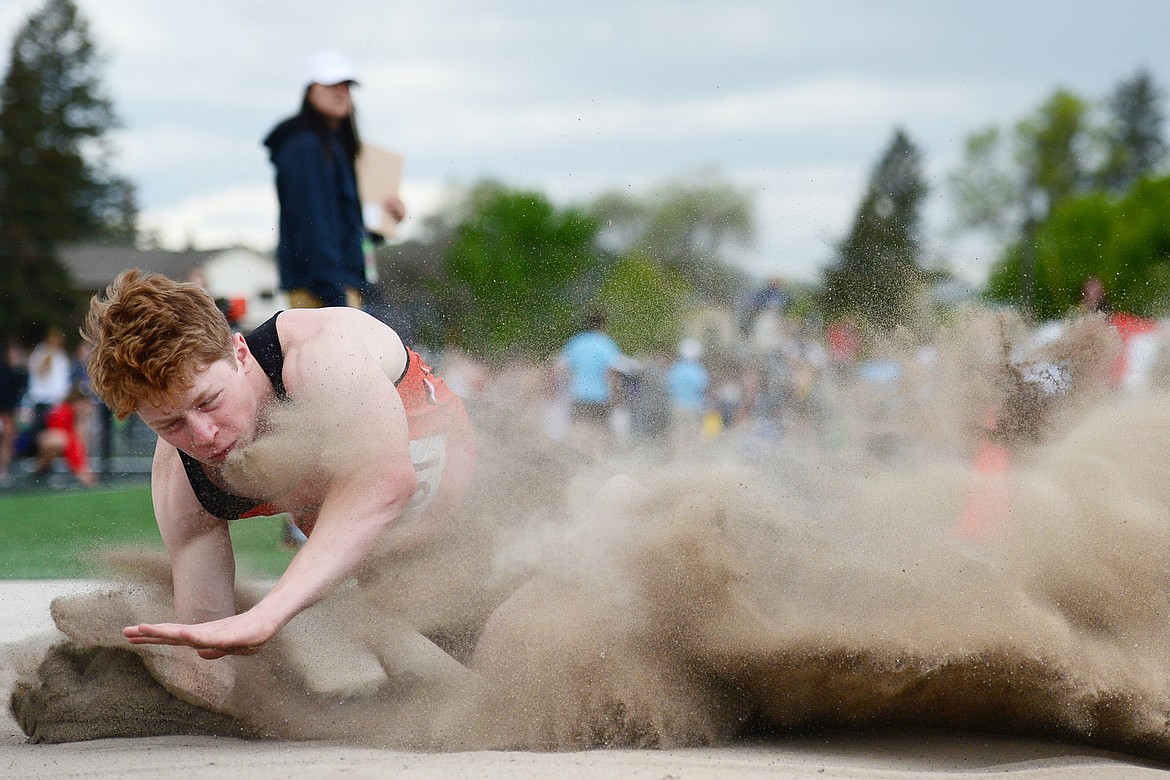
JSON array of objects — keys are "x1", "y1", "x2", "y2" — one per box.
[
  {"x1": 665, "y1": 338, "x2": 709, "y2": 451},
  {"x1": 666, "y1": 339, "x2": 709, "y2": 412},
  {"x1": 557, "y1": 312, "x2": 624, "y2": 456}
]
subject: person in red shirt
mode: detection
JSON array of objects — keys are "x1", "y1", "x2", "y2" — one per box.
[{"x1": 34, "y1": 384, "x2": 97, "y2": 487}]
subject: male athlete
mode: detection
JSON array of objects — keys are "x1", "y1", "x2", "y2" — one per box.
[{"x1": 83, "y1": 269, "x2": 474, "y2": 659}]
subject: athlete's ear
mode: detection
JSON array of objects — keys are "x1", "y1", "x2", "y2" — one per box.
[{"x1": 232, "y1": 332, "x2": 251, "y2": 367}]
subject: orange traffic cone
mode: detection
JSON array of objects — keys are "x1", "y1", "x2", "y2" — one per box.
[{"x1": 955, "y1": 431, "x2": 1012, "y2": 541}]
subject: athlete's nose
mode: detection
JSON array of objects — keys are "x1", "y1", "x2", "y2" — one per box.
[{"x1": 189, "y1": 414, "x2": 218, "y2": 446}]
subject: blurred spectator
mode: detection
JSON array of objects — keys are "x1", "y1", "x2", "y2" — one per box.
[
  {"x1": 745, "y1": 277, "x2": 791, "y2": 353},
  {"x1": 746, "y1": 276, "x2": 790, "y2": 321},
  {"x1": 825, "y1": 315, "x2": 862, "y2": 372},
  {"x1": 666, "y1": 338, "x2": 709, "y2": 451},
  {"x1": 1107, "y1": 311, "x2": 1162, "y2": 392},
  {"x1": 0, "y1": 342, "x2": 29, "y2": 484},
  {"x1": 264, "y1": 48, "x2": 389, "y2": 550},
  {"x1": 73, "y1": 339, "x2": 114, "y2": 472},
  {"x1": 556, "y1": 311, "x2": 626, "y2": 458},
  {"x1": 1078, "y1": 275, "x2": 1161, "y2": 392},
  {"x1": 71, "y1": 342, "x2": 93, "y2": 396},
  {"x1": 264, "y1": 48, "x2": 402, "y2": 310},
  {"x1": 27, "y1": 327, "x2": 72, "y2": 429},
  {"x1": 1080, "y1": 275, "x2": 1111, "y2": 314},
  {"x1": 710, "y1": 364, "x2": 750, "y2": 433},
  {"x1": 626, "y1": 348, "x2": 673, "y2": 446},
  {"x1": 33, "y1": 384, "x2": 97, "y2": 487},
  {"x1": 438, "y1": 349, "x2": 489, "y2": 400},
  {"x1": 609, "y1": 354, "x2": 645, "y2": 446},
  {"x1": 184, "y1": 266, "x2": 209, "y2": 290},
  {"x1": 185, "y1": 266, "x2": 243, "y2": 332}
]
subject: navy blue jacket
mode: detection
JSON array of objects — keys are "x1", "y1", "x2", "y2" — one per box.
[{"x1": 264, "y1": 120, "x2": 366, "y2": 306}]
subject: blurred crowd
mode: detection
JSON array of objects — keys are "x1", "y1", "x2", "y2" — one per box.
[
  {"x1": 0, "y1": 326, "x2": 104, "y2": 488},
  {"x1": 7, "y1": 276, "x2": 1169, "y2": 492},
  {"x1": 434, "y1": 278, "x2": 1170, "y2": 475}
]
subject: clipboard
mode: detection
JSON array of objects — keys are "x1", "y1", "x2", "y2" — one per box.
[{"x1": 355, "y1": 143, "x2": 404, "y2": 237}]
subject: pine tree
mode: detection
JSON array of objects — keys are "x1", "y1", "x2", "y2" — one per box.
[
  {"x1": 1097, "y1": 69, "x2": 1167, "y2": 194},
  {"x1": 821, "y1": 128, "x2": 927, "y2": 330},
  {"x1": 0, "y1": 0, "x2": 135, "y2": 338}
]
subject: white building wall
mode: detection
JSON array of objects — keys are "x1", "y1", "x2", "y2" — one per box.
[{"x1": 201, "y1": 249, "x2": 288, "y2": 332}]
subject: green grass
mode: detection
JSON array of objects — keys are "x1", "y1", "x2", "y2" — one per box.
[{"x1": 0, "y1": 484, "x2": 296, "y2": 579}]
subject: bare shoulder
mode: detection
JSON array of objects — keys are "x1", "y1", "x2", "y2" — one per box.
[
  {"x1": 274, "y1": 308, "x2": 407, "y2": 393},
  {"x1": 151, "y1": 438, "x2": 185, "y2": 502}
]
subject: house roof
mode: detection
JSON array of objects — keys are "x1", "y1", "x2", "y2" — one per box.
[
  {"x1": 59, "y1": 242, "x2": 221, "y2": 290},
  {"x1": 373, "y1": 239, "x2": 447, "y2": 283}
]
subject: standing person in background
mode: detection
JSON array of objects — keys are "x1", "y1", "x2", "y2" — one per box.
[
  {"x1": 745, "y1": 276, "x2": 790, "y2": 354},
  {"x1": 33, "y1": 384, "x2": 97, "y2": 487},
  {"x1": 557, "y1": 311, "x2": 626, "y2": 459},
  {"x1": 264, "y1": 48, "x2": 405, "y2": 547},
  {"x1": 27, "y1": 327, "x2": 72, "y2": 429},
  {"x1": 263, "y1": 48, "x2": 405, "y2": 310},
  {"x1": 665, "y1": 338, "x2": 709, "y2": 453},
  {"x1": 0, "y1": 342, "x2": 29, "y2": 484}
]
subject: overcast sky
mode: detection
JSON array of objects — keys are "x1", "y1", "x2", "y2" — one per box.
[{"x1": 3, "y1": 0, "x2": 1169, "y2": 284}]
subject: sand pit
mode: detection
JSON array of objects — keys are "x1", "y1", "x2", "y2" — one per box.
[
  {"x1": 0, "y1": 581, "x2": 1161, "y2": 780},
  {"x1": 0, "y1": 582, "x2": 1163, "y2": 779},
  {"x1": 7, "y1": 313, "x2": 1170, "y2": 777}
]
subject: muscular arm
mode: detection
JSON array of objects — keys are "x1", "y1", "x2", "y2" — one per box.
[
  {"x1": 258, "y1": 332, "x2": 418, "y2": 622},
  {"x1": 124, "y1": 441, "x2": 238, "y2": 659}
]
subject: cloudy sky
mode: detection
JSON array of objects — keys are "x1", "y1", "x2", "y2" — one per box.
[{"x1": 2, "y1": 0, "x2": 1169, "y2": 284}]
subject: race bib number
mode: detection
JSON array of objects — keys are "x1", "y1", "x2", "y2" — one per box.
[{"x1": 404, "y1": 433, "x2": 447, "y2": 517}]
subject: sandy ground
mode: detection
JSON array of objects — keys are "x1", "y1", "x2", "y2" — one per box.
[{"x1": 1, "y1": 582, "x2": 1167, "y2": 779}]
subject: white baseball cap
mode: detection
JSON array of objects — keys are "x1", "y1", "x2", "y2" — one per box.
[
  {"x1": 679, "y1": 338, "x2": 702, "y2": 361},
  {"x1": 303, "y1": 48, "x2": 359, "y2": 88}
]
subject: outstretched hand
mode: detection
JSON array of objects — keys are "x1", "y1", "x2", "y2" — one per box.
[{"x1": 124, "y1": 610, "x2": 280, "y2": 660}]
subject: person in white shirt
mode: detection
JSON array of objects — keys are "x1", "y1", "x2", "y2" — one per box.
[{"x1": 26, "y1": 327, "x2": 72, "y2": 426}]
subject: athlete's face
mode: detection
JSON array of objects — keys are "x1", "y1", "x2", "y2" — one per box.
[
  {"x1": 307, "y1": 82, "x2": 352, "y2": 125},
  {"x1": 137, "y1": 339, "x2": 262, "y2": 465}
]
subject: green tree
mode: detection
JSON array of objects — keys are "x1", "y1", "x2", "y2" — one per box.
[
  {"x1": 441, "y1": 181, "x2": 603, "y2": 358},
  {"x1": 821, "y1": 128, "x2": 928, "y2": 330},
  {"x1": 1018, "y1": 90, "x2": 1091, "y2": 210},
  {"x1": 949, "y1": 90, "x2": 1095, "y2": 313},
  {"x1": 595, "y1": 252, "x2": 693, "y2": 356},
  {"x1": 0, "y1": 0, "x2": 135, "y2": 338},
  {"x1": 947, "y1": 126, "x2": 1022, "y2": 245},
  {"x1": 588, "y1": 173, "x2": 754, "y2": 305},
  {"x1": 950, "y1": 77, "x2": 1169, "y2": 316},
  {"x1": 1015, "y1": 90, "x2": 1093, "y2": 311},
  {"x1": 985, "y1": 176, "x2": 1170, "y2": 320},
  {"x1": 1097, "y1": 68, "x2": 1167, "y2": 194}
]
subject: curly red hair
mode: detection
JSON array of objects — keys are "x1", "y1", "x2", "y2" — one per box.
[{"x1": 82, "y1": 269, "x2": 234, "y2": 420}]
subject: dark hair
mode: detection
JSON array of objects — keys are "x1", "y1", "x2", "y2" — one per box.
[{"x1": 298, "y1": 86, "x2": 361, "y2": 163}]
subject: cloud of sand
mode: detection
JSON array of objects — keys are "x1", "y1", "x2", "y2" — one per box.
[
  {"x1": 219, "y1": 382, "x2": 387, "y2": 505},
  {"x1": 17, "y1": 309, "x2": 1170, "y2": 761}
]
